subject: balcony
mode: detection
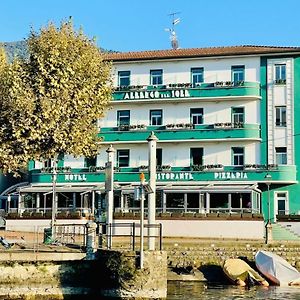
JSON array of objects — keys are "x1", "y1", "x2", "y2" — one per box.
[
  {"x1": 113, "y1": 81, "x2": 261, "y2": 102},
  {"x1": 29, "y1": 165, "x2": 296, "y2": 185},
  {"x1": 99, "y1": 123, "x2": 261, "y2": 143}
]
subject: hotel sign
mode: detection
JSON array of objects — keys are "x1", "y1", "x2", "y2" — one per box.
[
  {"x1": 65, "y1": 174, "x2": 87, "y2": 181},
  {"x1": 156, "y1": 172, "x2": 194, "y2": 181},
  {"x1": 123, "y1": 89, "x2": 190, "y2": 100},
  {"x1": 156, "y1": 171, "x2": 248, "y2": 182},
  {"x1": 214, "y1": 172, "x2": 248, "y2": 180}
]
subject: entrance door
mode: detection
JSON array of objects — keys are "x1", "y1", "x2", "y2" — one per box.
[{"x1": 275, "y1": 192, "x2": 288, "y2": 221}]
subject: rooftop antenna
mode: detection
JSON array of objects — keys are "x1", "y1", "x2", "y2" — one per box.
[{"x1": 165, "y1": 12, "x2": 181, "y2": 50}]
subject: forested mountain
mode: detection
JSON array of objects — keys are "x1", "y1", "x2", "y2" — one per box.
[
  {"x1": 0, "y1": 40, "x2": 116, "y2": 62},
  {"x1": 0, "y1": 41, "x2": 28, "y2": 62}
]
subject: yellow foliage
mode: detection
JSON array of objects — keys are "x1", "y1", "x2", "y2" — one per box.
[{"x1": 0, "y1": 21, "x2": 113, "y2": 173}]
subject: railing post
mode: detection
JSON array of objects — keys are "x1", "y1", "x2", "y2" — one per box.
[
  {"x1": 85, "y1": 221, "x2": 97, "y2": 259},
  {"x1": 132, "y1": 222, "x2": 136, "y2": 251},
  {"x1": 159, "y1": 223, "x2": 162, "y2": 251}
]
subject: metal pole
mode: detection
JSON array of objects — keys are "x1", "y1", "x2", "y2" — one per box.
[
  {"x1": 147, "y1": 131, "x2": 158, "y2": 250},
  {"x1": 140, "y1": 185, "x2": 145, "y2": 269},
  {"x1": 268, "y1": 183, "x2": 271, "y2": 224},
  {"x1": 51, "y1": 159, "x2": 58, "y2": 238},
  {"x1": 132, "y1": 222, "x2": 136, "y2": 251},
  {"x1": 106, "y1": 145, "x2": 115, "y2": 249}
]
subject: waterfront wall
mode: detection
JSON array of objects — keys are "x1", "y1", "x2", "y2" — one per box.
[
  {"x1": 165, "y1": 240, "x2": 300, "y2": 282},
  {"x1": 0, "y1": 250, "x2": 167, "y2": 299},
  {"x1": 98, "y1": 250, "x2": 167, "y2": 299}
]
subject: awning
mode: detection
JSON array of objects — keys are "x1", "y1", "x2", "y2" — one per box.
[
  {"x1": 116, "y1": 183, "x2": 261, "y2": 193},
  {"x1": 17, "y1": 183, "x2": 106, "y2": 194}
]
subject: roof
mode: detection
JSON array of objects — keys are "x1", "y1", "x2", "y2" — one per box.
[{"x1": 104, "y1": 45, "x2": 300, "y2": 62}]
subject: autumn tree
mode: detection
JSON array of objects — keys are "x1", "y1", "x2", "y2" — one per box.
[
  {"x1": 0, "y1": 21, "x2": 113, "y2": 173},
  {"x1": 0, "y1": 47, "x2": 6, "y2": 71}
]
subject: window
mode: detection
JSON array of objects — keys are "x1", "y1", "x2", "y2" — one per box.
[
  {"x1": 191, "y1": 68, "x2": 204, "y2": 85},
  {"x1": 190, "y1": 148, "x2": 203, "y2": 165},
  {"x1": 43, "y1": 159, "x2": 52, "y2": 168},
  {"x1": 150, "y1": 69, "x2": 163, "y2": 85},
  {"x1": 231, "y1": 65, "x2": 245, "y2": 83},
  {"x1": 232, "y1": 147, "x2": 244, "y2": 166},
  {"x1": 118, "y1": 71, "x2": 130, "y2": 86},
  {"x1": 190, "y1": 108, "x2": 203, "y2": 125},
  {"x1": 275, "y1": 64, "x2": 286, "y2": 83},
  {"x1": 117, "y1": 110, "x2": 130, "y2": 126},
  {"x1": 275, "y1": 106, "x2": 286, "y2": 127},
  {"x1": 150, "y1": 110, "x2": 162, "y2": 125},
  {"x1": 232, "y1": 107, "x2": 245, "y2": 123},
  {"x1": 84, "y1": 157, "x2": 96, "y2": 167},
  {"x1": 117, "y1": 150, "x2": 130, "y2": 167},
  {"x1": 276, "y1": 147, "x2": 287, "y2": 165},
  {"x1": 156, "y1": 148, "x2": 162, "y2": 166}
]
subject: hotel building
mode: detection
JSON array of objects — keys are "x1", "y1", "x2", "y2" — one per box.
[{"x1": 3, "y1": 45, "x2": 300, "y2": 228}]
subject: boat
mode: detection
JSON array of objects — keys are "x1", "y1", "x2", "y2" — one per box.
[
  {"x1": 223, "y1": 258, "x2": 269, "y2": 287},
  {"x1": 255, "y1": 250, "x2": 300, "y2": 286}
]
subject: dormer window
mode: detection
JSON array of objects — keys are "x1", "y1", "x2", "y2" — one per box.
[
  {"x1": 118, "y1": 71, "x2": 130, "y2": 86},
  {"x1": 150, "y1": 69, "x2": 163, "y2": 85},
  {"x1": 231, "y1": 65, "x2": 245, "y2": 83},
  {"x1": 191, "y1": 68, "x2": 204, "y2": 85}
]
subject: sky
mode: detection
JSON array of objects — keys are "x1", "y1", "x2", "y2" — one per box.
[{"x1": 1, "y1": 0, "x2": 300, "y2": 52}]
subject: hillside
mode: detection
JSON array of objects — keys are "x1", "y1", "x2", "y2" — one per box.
[
  {"x1": 0, "y1": 40, "x2": 116, "y2": 62},
  {"x1": 0, "y1": 41, "x2": 28, "y2": 62}
]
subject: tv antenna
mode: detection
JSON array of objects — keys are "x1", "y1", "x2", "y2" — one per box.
[{"x1": 165, "y1": 12, "x2": 181, "y2": 50}]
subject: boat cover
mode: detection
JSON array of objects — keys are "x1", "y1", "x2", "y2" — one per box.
[
  {"x1": 223, "y1": 258, "x2": 265, "y2": 283},
  {"x1": 255, "y1": 250, "x2": 300, "y2": 286}
]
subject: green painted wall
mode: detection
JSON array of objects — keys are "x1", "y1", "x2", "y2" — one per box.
[
  {"x1": 113, "y1": 82, "x2": 260, "y2": 101},
  {"x1": 260, "y1": 56, "x2": 300, "y2": 222}
]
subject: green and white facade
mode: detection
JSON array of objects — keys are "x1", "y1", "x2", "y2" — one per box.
[{"x1": 4, "y1": 45, "x2": 300, "y2": 224}]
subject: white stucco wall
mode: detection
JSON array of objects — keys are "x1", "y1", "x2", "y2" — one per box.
[
  {"x1": 99, "y1": 100, "x2": 260, "y2": 128},
  {"x1": 96, "y1": 141, "x2": 260, "y2": 168},
  {"x1": 113, "y1": 219, "x2": 264, "y2": 239},
  {"x1": 112, "y1": 56, "x2": 260, "y2": 86}
]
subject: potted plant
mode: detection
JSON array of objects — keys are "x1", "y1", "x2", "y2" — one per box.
[{"x1": 161, "y1": 165, "x2": 171, "y2": 171}]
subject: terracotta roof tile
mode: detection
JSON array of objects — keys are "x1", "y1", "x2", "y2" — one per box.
[{"x1": 104, "y1": 45, "x2": 300, "y2": 62}]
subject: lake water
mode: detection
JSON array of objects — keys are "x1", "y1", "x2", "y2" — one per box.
[{"x1": 167, "y1": 281, "x2": 300, "y2": 300}]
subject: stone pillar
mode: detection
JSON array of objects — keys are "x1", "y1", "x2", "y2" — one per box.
[
  {"x1": 162, "y1": 193, "x2": 167, "y2": 213},
  {"x1": 206, "y1": 193, "x2": 210, "y2": 214},
  {"x1": 7, "y1": 195, "x2": 11, "y2": 213},
  {"x1": 36, "y1": 193, "x2": 40, "y2": 212},
  {"x1": 266, "y1": 223, "x2": 273, "y2": 244},
  {"x1": 72, "y1": 192, "x2": 76, "y2": 211},
  {"x1": 18, "y1": 194, "x2": 24, "y2": 215},
  {"x1": 199, "y1": 193, "x2": 204, "y2": 213},
  {"x1": 228, "y1": 194, "x2": 232, "y2": 214},
  {"x1": 184, "y1": 193, "x2": 187, "y2": 213},
  {"x1": 147, "y1": 132, "x2": 158, "y2": 250},
  {"x1": 85, "y1": 221, "x2": 97, "y2": 260},
  {"x1": 106, "y1": 145, "x2": 115, "y2": 249},
  {"x1": 91, "y1": 191, "x2": 95, "y2": 216}
]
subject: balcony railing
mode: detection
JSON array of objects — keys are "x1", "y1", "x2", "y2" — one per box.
[
  {"x1": 113, "y1": 81, "x2": 261, "y2": 101},
  {"x1": 99, "y1": 123, "x2": 261, "y2": 142}
]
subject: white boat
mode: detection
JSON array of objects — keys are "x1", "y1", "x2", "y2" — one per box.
[{"x1": 255, "y1": 250, "x2": 300, "y2": 286}]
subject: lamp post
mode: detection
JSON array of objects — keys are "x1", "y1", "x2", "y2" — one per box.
[
  {"x1": 51, "y1": 159, "x2": 58, "y2": 238},
  {"x1": 264, "y1": 173, "x2": 272, "y2": 244}
]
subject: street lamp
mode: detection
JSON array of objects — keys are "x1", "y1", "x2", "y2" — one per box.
[{"x1": 264, "y1": 173, "x2": 272, "y2": 244}]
